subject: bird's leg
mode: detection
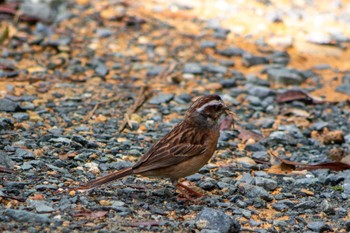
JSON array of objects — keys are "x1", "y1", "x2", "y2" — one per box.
[{"x1": 172, "y1": 180, "x2": 203, "y2": 199}]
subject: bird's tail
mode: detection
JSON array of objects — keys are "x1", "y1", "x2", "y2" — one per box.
[{"x1": 75, "y1": 167, "x2": 133, "y2": 191}]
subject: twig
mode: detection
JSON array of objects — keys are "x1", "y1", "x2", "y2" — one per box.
[
  {"x1": 0, "y1": 166, "x2": 14, "y2": 174},
  {"x1": 84, "y1": 94, "x2": 122, "y2": 122},
  {"x1": 118, "y1": 86, "x2": 151, "y2": 133}
]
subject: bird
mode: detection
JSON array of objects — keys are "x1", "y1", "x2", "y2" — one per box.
[{"x1": 76, "y1": 94, "x2": 236, "y2": 197}]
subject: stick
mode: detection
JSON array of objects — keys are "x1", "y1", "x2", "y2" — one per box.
[
  {"x1": 84, "y1": 94, "x2": 122, "y2": 122},
  {"x1": 118, "y1": 86, "x2": 150, "y2": 133}
]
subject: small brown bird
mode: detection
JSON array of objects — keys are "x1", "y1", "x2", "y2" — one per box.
[{"x1": 76, "y1": 94, "x2": 236, "y2": 197}]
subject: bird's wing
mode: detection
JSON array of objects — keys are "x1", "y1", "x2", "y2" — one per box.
[
  {"x1": 132, "y1": 122, "x2": 208, "y2": 173},
  {"x1": 132, "y1": 142, "x2": 207, "y2": 173}
]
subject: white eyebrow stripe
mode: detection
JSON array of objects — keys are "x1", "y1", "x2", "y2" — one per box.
[{"x1": 196, "y1": 100, "x2": 223, "y2": 113}]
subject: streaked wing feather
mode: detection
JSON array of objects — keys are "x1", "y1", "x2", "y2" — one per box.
[
  {"x1": 133, "y1": 143, "x2": 207, "y2": 173},
  {"x1": 132, "y1": 121, "x2": 208, "y2": 173}
]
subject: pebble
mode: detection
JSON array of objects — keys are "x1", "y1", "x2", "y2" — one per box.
[
  {"x1": 30, "y1": 200, "x2": 55, "y2": 213},
  {"x1": 3, "y1": 209, "x2": 51, "y2": 224},
  {"x1": 251, "y1": 151, "x2": 269, "y2": 162},
  {"x1": 216, "y1": 47, "x2": 244, "y2": 57},
  {"x1": 240, "y1": 184, "x2": 273, "y2": 201},
  {"x1": 246, "y1": 75, "x2": 270, "y2": 86},
  {"x1": 307, "y1": 221, "x2": 331, "y2": 232},
  {"x1": 15, "y1": 148, "x2": 35, "y2": 159},
  {"x1": 13, "y1": 112, "x2": 30, "y2": 122},
  {"x1": 195, "y1": 208, "x2": 240, "y2": 233},
  {"x1": 0, "y1": 150, "x2": 14, "y2": 168},
  {"x1": 0, "y1": 98, "x2": 21, "y2": 112},
  {"x1": 242, "y1": 54, "x2": 269, "y2": 67},
  {"x1": 149, "y1": 93, "x2": 174, "y2": 104},
  {"x1": 267, "y1": 68, "x2": 305, "y2": 85},
  {"x1": 96, "y1": 28, "x2": 113, "y2": 37},
  {"x1": 0, "y1": 117, "x2": 14, "y2": 130},
  {"x1": 147, "y1": 66, "x2": 164, "y2": 76},
  {"x1": 203, "y1": 64, "x2": 227, "y2": 73},
  {"x1": 95, "y1": 63, "x2": 109, "y2": 76},
  {"x1": 248, "y1": 86, "x2": 273, "y2": 98},
  {"x1": 200, "y1": 41, "x2": 217, "y2": 49},
  {"x1": 198, "y1": 178, "x2": 218, "y2": 191},
  {"x1": 254, "y1": 177, "x2": 278, "y2": 191},
  {"x1": 294, "y1": 201, "x2": 316, "y2": 210},
  {"x1": 183, "y1": 63, "x2": 203, "y2": 74},
  {"x1": 323, "y1": 130, "x2": 344, "y2": 145},
  {"x1": 220, "y1": 78, "x2": 237, "y2": 88},
  {"x1": 20, "y1": 2, "x2": 53, "y2": 22},
  {"x1": 336, "y1": 83, "x2": 350, "y2": 95}
]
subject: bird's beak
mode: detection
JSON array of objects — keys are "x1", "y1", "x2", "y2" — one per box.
[{"x1": 224, "y1": 108, "x2": 238, "y2": 121}]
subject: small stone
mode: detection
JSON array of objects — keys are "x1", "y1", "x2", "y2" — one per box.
[
  {"x1": 242, "y1": 54, "x2": 269, "y2": 67},
  {"x1": 15, "y1": 148, "x2": 35, "y2": 159},
  {"x1": 69, "y1": 190, "x2": 76, "y2": 196},
  {"x1": 0, "y1": 98, "x2": 20, "y2": 112},
  {"x1": 268, "y1": 131, "x2": 296, "y2": 145},
  {"x1": 267, "y1": 68, "x2": 305, "y2": 85},
  {"x1": 147, "y1": 66, "x2": 164, "y2": 76},
  {"x1": 272, "y1": 203, "x2": 289, "y2": 212},
  {"x1": 248, "y1": 86, "x2": 273, "y2": 98},
  {"x1": 216, "y1": 47, "x2": 244, "y2": 57},
  {"x1": 20, "y1": 2, "x2": 53, "y2": 22},
  {"x1": 336, "y1": 84, "x2": 350, "y2": 95},
  {"x1": 307, "y1": 221, "x2": 331, "y2": 232},
  {"x1": 0, "y1": 117, "x2": 14, "y2": 130},
  {"x1": 195, "y1": 208, "x2": 240, "y2": 233},
  {"x1": 0, "y1": 150, "x2": 14, "y2": 169},
  {"x1": 203, "y1": 64, "x2": 227, "y2": 73},
  {"x1": 345, "y1": 220, "x2": 350, "y2": 231},
  {"x1": 295, "y1": 178, "x2": 320, "y2": 186},
  {"x1": 99, "y1": 200, "x2": 112, "y2": 206},
  {"x1": 31, "y1": 201, "x2": 55, "y2": 213},
  {"x1": 241, "y1": 184, "x2": 273, "y2": 201},
  {"x1": 246, "y1": 75, "x2": 270, "y2": 86},
  {"x1": 252, "y1": 151, "x2": 269, "y2": 161},
  {"x1": 149, "y1": 93, "x2": 174, "y2": 104},
  {"x1": 220, "y1": 78, "x2": 237, "y2": 88},
  {"x1": 294, "y1": 201, "x2": 316, "y2": 209},
  {"x1": 323, "y1": 130, "x2": 344, "y2": 145},
  {"x1": 71, "y1": 135, "x2": 89, "y2": 146},
  {"x1": 96, "y1": 28, "x2": 113, "y2": 37},
  {"x1": 311, "y1": 121, "x2": 329, "y2": 131},
  {"x1": 3, "y1": 209, "x2": 51, "y2": 224},
  {"x1": 254, "y1": 177, "x2": 278, "y2": 191},
  {"x1": 50, "y1": 137, "x2": 72, "y2": 144},
  {"x1": 13, "y1": 112, "x2": 30, "y2": 122},
  {"x1": 3, "y1": 181, "x2": 28, "y2": 189},
  {"x1": 235, "y1": 157, "x2": 257, "y2": 167},
  {"x1": 306, "y1": 32, "x2": 332, "y2": 45},
  {"x1": 95, "y1": 63, "x2": 108, "y2": 76},
  {"x1": 199, "y1": 178, "x2": 218, "y2": 191},
  {"x1": 183, "y1": 63, "x2": 202, "y2": 74},
  {"x1": 200, "y1": 41, "x2": 217, "y2": 48}
]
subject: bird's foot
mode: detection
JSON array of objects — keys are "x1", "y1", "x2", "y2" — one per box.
[{"x1": 175, "y1": 182, "x2": 204, "y2": 201}]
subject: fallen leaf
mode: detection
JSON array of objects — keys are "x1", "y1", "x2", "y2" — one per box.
[
  {"x1": 276, "y1": 90, "x2": 324, "y2": 104},
  {"x1": 73, "y1": 210, "x2": 108, "y2": 219},
  {"x1": 238, "y1": 128, "x2": 264, "y2": 143},
  {"x1": 0, "y1": 165, "x2": 14, "y2": 174},
  {"x1": 269, "y1": 150, "x2": 350, "y2": 171}
]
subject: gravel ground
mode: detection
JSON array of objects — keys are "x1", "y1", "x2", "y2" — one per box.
[{"x1": 1, "y1": 0, "x2": 350, "y2": 232}]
